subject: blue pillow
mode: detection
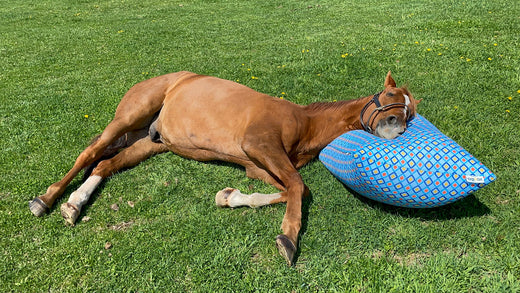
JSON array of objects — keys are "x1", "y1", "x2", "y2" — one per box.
[{"x1": 319, "y1": 114, "x2": 496, "y2": 208}]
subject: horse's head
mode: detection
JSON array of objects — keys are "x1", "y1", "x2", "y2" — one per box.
[{"x1": 360, "y1": 71, "x2": 421, "y2": 139}]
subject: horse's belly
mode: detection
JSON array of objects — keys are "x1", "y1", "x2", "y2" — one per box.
[
  {"x1": 156, "y1": 74, "x2": 276, "y2": 164},
  {"x1": 156, "y1": 105, "x2": 249, "y2": 163}
]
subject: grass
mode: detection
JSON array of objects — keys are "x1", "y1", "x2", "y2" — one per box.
[{"x1": 1, "y1": 0, "x2": 519, "y2": 291}]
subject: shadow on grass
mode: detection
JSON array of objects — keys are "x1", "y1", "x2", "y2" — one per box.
[{"x1": 344, "y1": 184, "x2": 491, "y2": 220}]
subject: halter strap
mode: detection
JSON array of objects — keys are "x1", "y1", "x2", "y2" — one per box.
[{"x1": 360, "y1": 92, "x2": 409, "y2": 134}]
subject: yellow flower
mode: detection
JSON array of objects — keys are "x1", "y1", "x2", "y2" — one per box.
[
  {"x1": 427, "y1": 48, "x2": 431, "y2": 52},
  {"x1": 466, "y1": 58, "x2": 471, "y2": 62},
  {"x1": 281, "y1": 92, "x2": 285, "y2": 95},
  {"x1": 84, "y1": 115, "x2": 89, "y2": 118},
  {"x1": 488, "y1": 57, "x2": 492, "y2": 61},
  {"x1": 505, "y1": 109, "x2": 510, "y2": 113},
  {"x1": 517, "y1": 90, "x2": 520, "y2": 94},
  {"x1": 507, "y1": 97, "x2": 513, "y2": 101},
  {"x1": 251, "y1": 76, "x2": 258, "y2": 80},
  {"x1": 494, "y1": 43, "x2": 498, "y2": 46}
]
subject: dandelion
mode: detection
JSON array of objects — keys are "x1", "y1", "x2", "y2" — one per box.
[
  {"x1": 517, "y1": 90, "x2": 520, "y2": 94},
  {"x1": 488, "y1": 57, "x2": 492, "y2": 61},
  {"x1": 251, "y1": 76, "x2": 258, "y2": 80},
  {"x1": 466, "y1": 58, "x2": 471, "y2": 62},
  {"x1": 84, "y1": 115, "x2": 89, "y2": 118},
  {"x1": 494, "y1": 43, "x2": 498, "y2": 46},
  {"x1": 427, "y1": 48, "x2": 431, "y2": 52},
  {"x1": 454, "y1": 106, "x2": 459, "y2": 110},
  {"x1": 507, "y1": 97, "x2": 513, "y2": 101},
  {"x1": 438, "y1": 53, "x2": 442, "y2": 56},
  {"x1": 506, "y1": 110, "x2": 510, "y2": 113},
  {"x1": 117, "y1": 30, "x2": 124, "y2": 33},
  {"x1": 281, "y1": 92, "x2": 286, "y2": 95}
]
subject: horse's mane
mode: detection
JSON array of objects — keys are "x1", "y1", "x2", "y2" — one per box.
[{"x1": 304, "y1": 99, "x2": 358, "y2": 114}]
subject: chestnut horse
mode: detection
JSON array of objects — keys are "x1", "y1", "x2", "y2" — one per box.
[{"x1": 29, "y1": 71, "x2": 419, "y2": 265}]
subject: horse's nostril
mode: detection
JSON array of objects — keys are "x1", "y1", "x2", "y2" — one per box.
[{"x1": 387, "y1": 115, "x2": 398, "y2": 125}]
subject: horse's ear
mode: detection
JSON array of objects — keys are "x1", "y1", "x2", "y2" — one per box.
[{"x1": 384, "y1": 71, "x2": 396, "y2": 88}]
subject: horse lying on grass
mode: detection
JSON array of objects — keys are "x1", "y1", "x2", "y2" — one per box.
[{"x1": 29, "y1": 71, "x2": 419, "y2": 265}]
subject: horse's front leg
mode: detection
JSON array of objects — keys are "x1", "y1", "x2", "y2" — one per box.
[{"x1": 241, "y1": 138, "x2": 307, "y2": 266}]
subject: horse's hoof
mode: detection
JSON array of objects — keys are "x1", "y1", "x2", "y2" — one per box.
[
  {"x1": 215, "y1": 188, "x2": 237, "y2": 207},
  {"x1": 60, "y1": 202, "x2": 80, "y2": 226},
  {"x1": 29, "y1": 198, "x2": 49, "y2": 217},
  {"x1": 276, "y1": 234, "x2": 296, "y2": 266}
]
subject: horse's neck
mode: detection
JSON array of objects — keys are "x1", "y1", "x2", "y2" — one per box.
[{"x1": 302, "y1": 96, "x2": 371, "y2": 150}]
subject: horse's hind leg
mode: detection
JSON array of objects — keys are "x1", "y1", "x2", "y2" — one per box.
[
  {"x1": 28, "y1": 120, "x2": 134, "y2": 217},
  {"x1": 29, "y1": 75, "x2": 169, "y2": 217},
  {"x1": 60, "y1": 136, "x2": 168, "y2": 225}
]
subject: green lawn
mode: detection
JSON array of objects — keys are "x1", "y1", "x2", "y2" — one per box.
[{"x1": 1, "y1": 0, "x2": 519, "y2": 291}]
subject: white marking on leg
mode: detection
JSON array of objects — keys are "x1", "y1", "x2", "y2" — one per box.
[
  {"x1": 216, "y1": 188, "x2": 282, "y2": 208},
  {"x1": 67, "y1": 175, "x2": 103, "y2": 209}
]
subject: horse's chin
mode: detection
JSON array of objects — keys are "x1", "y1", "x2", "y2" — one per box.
[{"x1": 374, "y1": 126, "x2": 406, "y2": 139}]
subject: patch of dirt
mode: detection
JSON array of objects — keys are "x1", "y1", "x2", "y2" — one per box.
[{"x1": 108, "y1": 221, "x2": 134, "y2": 231}]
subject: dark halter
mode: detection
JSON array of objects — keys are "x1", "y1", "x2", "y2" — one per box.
[{"x1": 360, "y1": 92, "x2": 410, "y2": 134}]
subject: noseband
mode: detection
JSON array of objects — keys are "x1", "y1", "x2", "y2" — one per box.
[{"x1": 360, "y1": 92, "x2": 410, "y2": 134}]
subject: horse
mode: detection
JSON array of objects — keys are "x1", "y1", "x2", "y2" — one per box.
[{"x1": 29, "y1": 71, "x2": 419, "y2": 265}]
